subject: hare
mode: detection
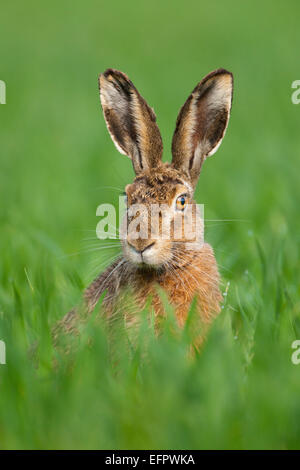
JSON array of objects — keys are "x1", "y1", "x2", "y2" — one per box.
[{"x1": 58, "y1": 68, "x2": 233, "y2": 344}]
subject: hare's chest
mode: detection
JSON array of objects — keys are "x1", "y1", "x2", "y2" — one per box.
[
  {"x1": 129, "y1": 272, "x2": 200, "y2": 328},
  {"x1": 130, "y1": 260, "x2": 222, "y2": 328}
]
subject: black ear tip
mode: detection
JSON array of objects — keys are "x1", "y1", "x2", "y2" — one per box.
[
  {"x1": 103, "y1": 68, "x2": 118, "y2": 77},
  {"x1": 204, "y1": 68, "x2": 233, "y2": 82},
  {"x1": 100, "y1": 69, "x2": 122, "y2": 85},
  {"x1": 215, "y1": 67, "x2": 233, "y2": 76},
  {"x1": 100, "y1": 69, "x2": 135, "y2": 93},
  {"x1": 196, "y1": 68, "x2": 233, "y2": 94},
  {"x1": 102, "y1": 68, "x2": 131, "y2": 81}
]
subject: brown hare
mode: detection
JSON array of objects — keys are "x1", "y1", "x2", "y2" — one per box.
[{"x1": 58, "y1": 68, "x2": 233, "y2": 345}]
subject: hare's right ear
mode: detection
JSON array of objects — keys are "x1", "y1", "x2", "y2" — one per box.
[
  {"x1": 99, "y1": 69, "x2": 163, "y2": 175},
  {"x1": 171, "y1": 69, "x2": 233, "y2": 188}
]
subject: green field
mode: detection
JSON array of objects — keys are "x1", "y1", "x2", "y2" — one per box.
[{"x1": 0, "y1": 0, "x2": 300, "y2": 449}]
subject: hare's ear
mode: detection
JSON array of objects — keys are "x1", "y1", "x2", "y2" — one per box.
[
  {"x1": 99, "y1": 69, "x2": 163, "y2": 175},
  {"x1": 171, "y1": 69, "x2": 233, "y2": 187}
]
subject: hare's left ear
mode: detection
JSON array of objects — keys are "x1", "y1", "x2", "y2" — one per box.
[{"x1": 171, "y1": 69, "x2": 233, "y2": 187}]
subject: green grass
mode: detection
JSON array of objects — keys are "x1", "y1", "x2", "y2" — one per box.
[{"x1": 0, "y1": 0, "x2": 300, "y2": 449}]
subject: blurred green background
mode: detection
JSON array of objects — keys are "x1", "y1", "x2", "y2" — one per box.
[{"x1": 0, "y1": 0, "x2": 300, "y2": 449}]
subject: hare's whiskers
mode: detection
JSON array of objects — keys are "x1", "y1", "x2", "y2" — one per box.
[
  {"x1": 81, "y1": 242, "x2": 121, "y2": 249},
  {"x1": 91, "y1": 185, "x2": 124, "y2": 192},
  {"x1": 61, "y1": 244, "x2": 121, "y2": 259},
  {"x1": 170, "y1": 253, "x2": 205, "y2": 292},
  {"x1": 95, "y1": 258, "x2": 126, "y2": 298},
  {"x1": 86, "y1": 253, "x2": 122, "y2": 280},
  {"x1": 165, "y1": 259, "x2": 186, "y2": 292},
  {"x1": 170, "y1": 250, "x2": 218, "y2": 288},
  {"x1": 205, "y1": 218, "x2": 249, "y2": 222},
  {"x1": 82, "y1": 235, "x2": 120, "y2": 241}
]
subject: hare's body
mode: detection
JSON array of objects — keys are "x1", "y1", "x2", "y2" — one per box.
[
  {"x1": 85, "y1": 242, "x2": 222, "y2": 329},
  {"x1": 59, "y1": 67, "x2": 233, "y2": 342}
]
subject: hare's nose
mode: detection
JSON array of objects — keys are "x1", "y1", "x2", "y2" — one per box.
[{"x1": 127, "y1": 240, "x2": 155, "y2": 254}]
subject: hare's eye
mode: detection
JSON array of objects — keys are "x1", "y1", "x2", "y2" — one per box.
[{"x1": 176, "y1": 195, "x2": 187, "y2": 211}]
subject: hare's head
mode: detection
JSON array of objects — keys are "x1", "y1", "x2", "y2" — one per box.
[{"x1": 99, "y1": 68, "x2": 233, "y2": 268}]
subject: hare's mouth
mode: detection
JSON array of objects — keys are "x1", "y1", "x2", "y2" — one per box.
[{"x1": 123, "y1": 239, "x2": 170, "y2": 268}]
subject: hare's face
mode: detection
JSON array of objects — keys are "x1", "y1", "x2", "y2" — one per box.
[{"x1": 121, "y1": 165, "x2": 198, "y2": 268}]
